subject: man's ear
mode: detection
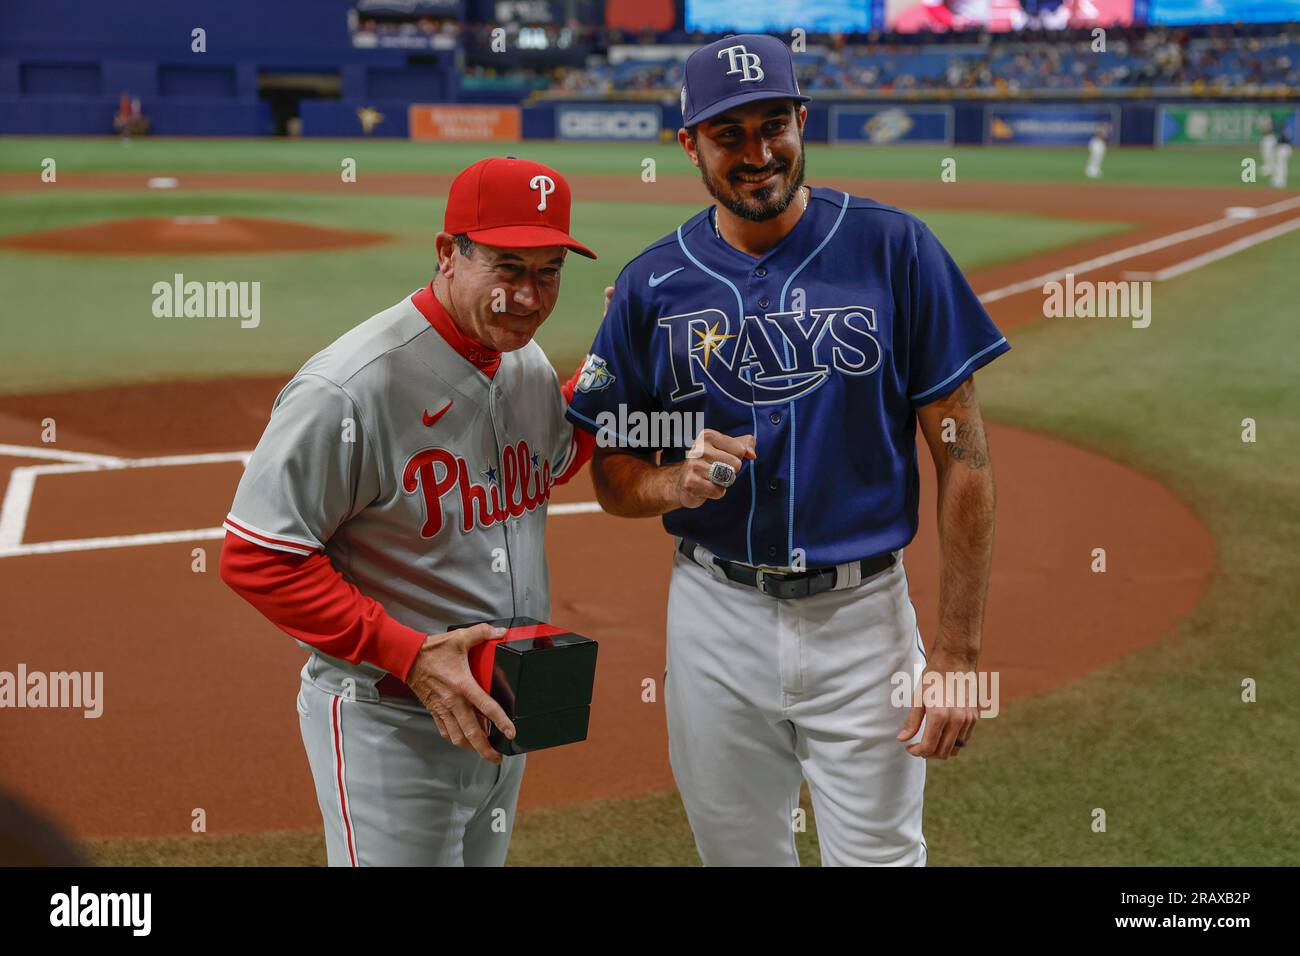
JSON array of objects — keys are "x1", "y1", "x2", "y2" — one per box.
[
  {"x1": 434, "y1": 232, "x2": 456, "y2": 277},
  {"x1": 678, "y1": 127, "x2": 700, "y2": 168}
]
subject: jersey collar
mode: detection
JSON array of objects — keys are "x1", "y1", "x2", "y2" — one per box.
[
  {"x1": 411, "y1": 282, "x2": 501, "y2": 380},
  {"x1": 707, "y1": 185, "x2": 821, "y2": 266}
]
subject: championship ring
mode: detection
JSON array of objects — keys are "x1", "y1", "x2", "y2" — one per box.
[{"x1": 708, "y1": 461, "x2": 736, "y2": 488}]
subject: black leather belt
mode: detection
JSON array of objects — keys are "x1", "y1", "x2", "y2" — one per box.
[{"x1": 676, "y1": 538, "x2": 895, "y2": 600}]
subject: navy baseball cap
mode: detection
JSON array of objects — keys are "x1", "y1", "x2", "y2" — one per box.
[{"x1": 681, "y1": 34, "x2": 811, "y2": 128}]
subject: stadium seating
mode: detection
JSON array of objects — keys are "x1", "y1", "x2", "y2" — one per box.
[{"x1": 546, "y1": 29, "x2": 1299, "y2": 96}]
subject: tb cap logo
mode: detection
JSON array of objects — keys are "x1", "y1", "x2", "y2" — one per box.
[
  {"x1": 718, "y1": 44, "x2": 764, "y2": 83},
  {"x1": 530, "y1": 174, "x2": 556, "y2": 211}
]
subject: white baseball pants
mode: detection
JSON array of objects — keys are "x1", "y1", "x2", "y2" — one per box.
[
  {"x1": 1271, "y1": 144, "x2": 1291, "y2": 188},
  {"x1": 665, "y1": 548, "x2": 928, "y2": 866},
  {"x1": 297, "y1": 675, "x2": 525, "y2": 866},
  {"x1": 1260, "y1": 133, "x2": 1276, "y2": 175}
]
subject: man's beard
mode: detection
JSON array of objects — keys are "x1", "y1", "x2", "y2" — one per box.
[{"x1": 699, "y1": 137, "x2": 807, "y2": 223}]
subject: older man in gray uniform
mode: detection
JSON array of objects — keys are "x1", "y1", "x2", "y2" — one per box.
[{"x1": 220, "y1": 157, "x2": 596, "y2": 866}]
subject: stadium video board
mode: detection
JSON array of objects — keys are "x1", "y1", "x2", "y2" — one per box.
[
  {"x1": 1148, "y1": 0, "x2": 1300, "y2": 24},
  {"x1": 886, "y1": 0, "x2": 1134, "y2": 32},
  {"x1": 686, "y1": 0, "x2": 873, "y2": 32}
]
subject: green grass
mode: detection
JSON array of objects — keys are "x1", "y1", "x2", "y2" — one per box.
[
  {"x1": 87, "y1": 829, "x2": 328, "y2": 867},
  {"x1": 933, "y1": 230, "x2": 1300, "y2": 866},
  {"x1": 0, "y1": 136, "x2": 1257, "y2": 188},
  {"x1": 0, "y1": 192, "x2": 1124, "y2": 393},
  {"x1": 83, "y1": 231, "x2": 1300, "y2": 868},
  {"x1": 85, "y1": 788, "x2": 824, "y2": 867}
]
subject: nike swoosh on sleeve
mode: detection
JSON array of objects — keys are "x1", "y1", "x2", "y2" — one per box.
[{"x1": 648, "y1": 267, "x2": 685, "y2": 288}]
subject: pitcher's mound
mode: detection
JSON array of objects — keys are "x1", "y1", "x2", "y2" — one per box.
[{"x1": 0, "y1": 216, "x2": 390, "y2": 255}]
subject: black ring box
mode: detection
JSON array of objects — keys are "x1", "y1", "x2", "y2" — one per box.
[{"x1": 461, "y1": 616, "x2": 599, "y2": 755}]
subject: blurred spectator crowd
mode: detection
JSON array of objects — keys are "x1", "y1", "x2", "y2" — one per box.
[
  {"x1": 354, "y1": 15, "x2": 462, "y2": 39},
  {"x1": 796, "y1": 28, "x2": 1300, "y2": 93},
  {"x1": 460, "y1": 24, "x2": 1299, "y2": 95}
]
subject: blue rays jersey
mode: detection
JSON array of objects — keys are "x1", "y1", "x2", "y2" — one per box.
[{"x1": 565, "y1": 186, "x2": 1010, "y2": 568}]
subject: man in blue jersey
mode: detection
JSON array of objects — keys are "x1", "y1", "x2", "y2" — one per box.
[{"x1": 567, "y1": 34, "x2": 1010, "y2": 866}]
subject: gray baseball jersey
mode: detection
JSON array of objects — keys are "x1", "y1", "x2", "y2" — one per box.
[{"x1": 225, "y1": 287, "x2": 581, "y2": 701}]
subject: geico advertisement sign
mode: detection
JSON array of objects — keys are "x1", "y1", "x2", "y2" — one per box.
[{"x1": 558, "y1": 109, "x2": 659, "y2": 140}]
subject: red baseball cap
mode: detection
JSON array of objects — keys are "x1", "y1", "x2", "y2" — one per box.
[{"x1": 443, "y1": 157, "x2": 596, "y2": 259}]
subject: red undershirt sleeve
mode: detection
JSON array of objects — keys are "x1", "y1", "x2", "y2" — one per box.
[
  {"x1": 555, "y1": 360, "x2": 596, "y2": 485},
  {"x1": 219, "y1": 531, "x2": 426, "y2": 680}
]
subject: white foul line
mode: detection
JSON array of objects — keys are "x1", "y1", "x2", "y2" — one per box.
[
  {"x1": 550, "y1": 501, "x2": 603, "y2": 516},
  {"x1": 1121, "y1": 216, "x2": 1300, "y2": 282},
  {"x1": 0, "y1": 466, "x2": 37, "y2": 550},
  {"x1": 977, "y1": 194, "x2": 1300, "y2": 304},
  {"x1": 8, "y1": 450, "x2": 250, "y2": 477},
  {"x1": 0, "y1": 527, "x2": 228, "y2": 559},
  {"x1": 0, "y1": 443, "x2": 125, "y2": 465}
]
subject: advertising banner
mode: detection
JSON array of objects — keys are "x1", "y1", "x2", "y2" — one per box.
[
  {"x1": 409, "y1": 105, "x2": 522, "y2": 141},
  {"x1": 985, "y1": 105, "x2": 1119, "y2": 146},
  {"x1": 830, "y1": 106, "x2": 953, "y2": 145},
  {"x1": 1157, "y1": 106, "x2": 1299, "y2": 147},
  {"x1": 556, "y1": 103, "x2": 663, "y2": 141}
]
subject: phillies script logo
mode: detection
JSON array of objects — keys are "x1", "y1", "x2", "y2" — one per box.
[{"x1": 402, "y1": 440, "x2": 553, "y2": 537}]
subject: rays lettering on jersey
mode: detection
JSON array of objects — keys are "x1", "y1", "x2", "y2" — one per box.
[
  {"x1": 401, "y1": 439, "x2": 553, "y2": 538},
  {"x1": 657, "y1": 305, "x2": 882, "y2": 405}
]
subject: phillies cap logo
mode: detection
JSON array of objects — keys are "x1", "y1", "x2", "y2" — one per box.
[
  {"x1": 717, "y1": 44, "x2": 764, "y2": 83},
  {"x1": 529, "y1": 174, "x2": 556, "y2": 211}
]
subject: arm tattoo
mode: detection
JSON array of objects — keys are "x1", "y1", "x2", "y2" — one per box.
[
  {"x1": 947, "y1": 441, "x2": 988, "y2": 470},
  {"x1": 925, "y1": 378, "x2": 991, "y2": 471},
  {"x1": 946, "y1": 418, "x2": 989, "y2": 470}
]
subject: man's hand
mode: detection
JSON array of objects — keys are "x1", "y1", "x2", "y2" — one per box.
[
  {"x1": 896, "y1": 649, "x2": 980, "y2": 760},
  {"x1": 406, "y1": 623, "x2": 516, "y2": 764},
  {"x1": 674, "y1": 428, "x2": 757, "y2": 509}
]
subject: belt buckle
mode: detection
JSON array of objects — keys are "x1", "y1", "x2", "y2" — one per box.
[
  {"x1": 754, "y1": 567, "x2": 803, "y2": 600},
  {"x1": 754, "y1": 567, "x2": 789, "y2": 597}
]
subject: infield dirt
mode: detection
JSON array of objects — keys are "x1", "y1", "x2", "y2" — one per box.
[{"x1": 0, "y1": 215, "x2": 390, "y2": 256}]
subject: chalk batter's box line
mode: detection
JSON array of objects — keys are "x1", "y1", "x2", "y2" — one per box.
[{"x1": 0, "y1": 447, "x2": 600, "y2": 559}]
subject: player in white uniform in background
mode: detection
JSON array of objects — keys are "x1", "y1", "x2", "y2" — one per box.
[
  {"x1": 221, "y1": 158, "x2": 597, "y2": 866},
  {"x1": 1270, "y1": 128, "x2": 1291, "y2": 189},
  {"x1": 1085, "y1": 123, "x2": 1109, "y2": 179},
  {"x1": 1259, "y1": 116, "x2": 1277, "y2": 178}
]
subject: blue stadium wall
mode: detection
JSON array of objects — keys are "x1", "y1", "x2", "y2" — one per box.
[
  {"x1": 520, "y1": 99, "x2": 1255, "y2": 147},
  {"x1": 1, "y1": 0, "x2": 1293, "y2": 142},
  {"x1": 0, "y1": 0, "x2": 456, "y2": 135}
]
